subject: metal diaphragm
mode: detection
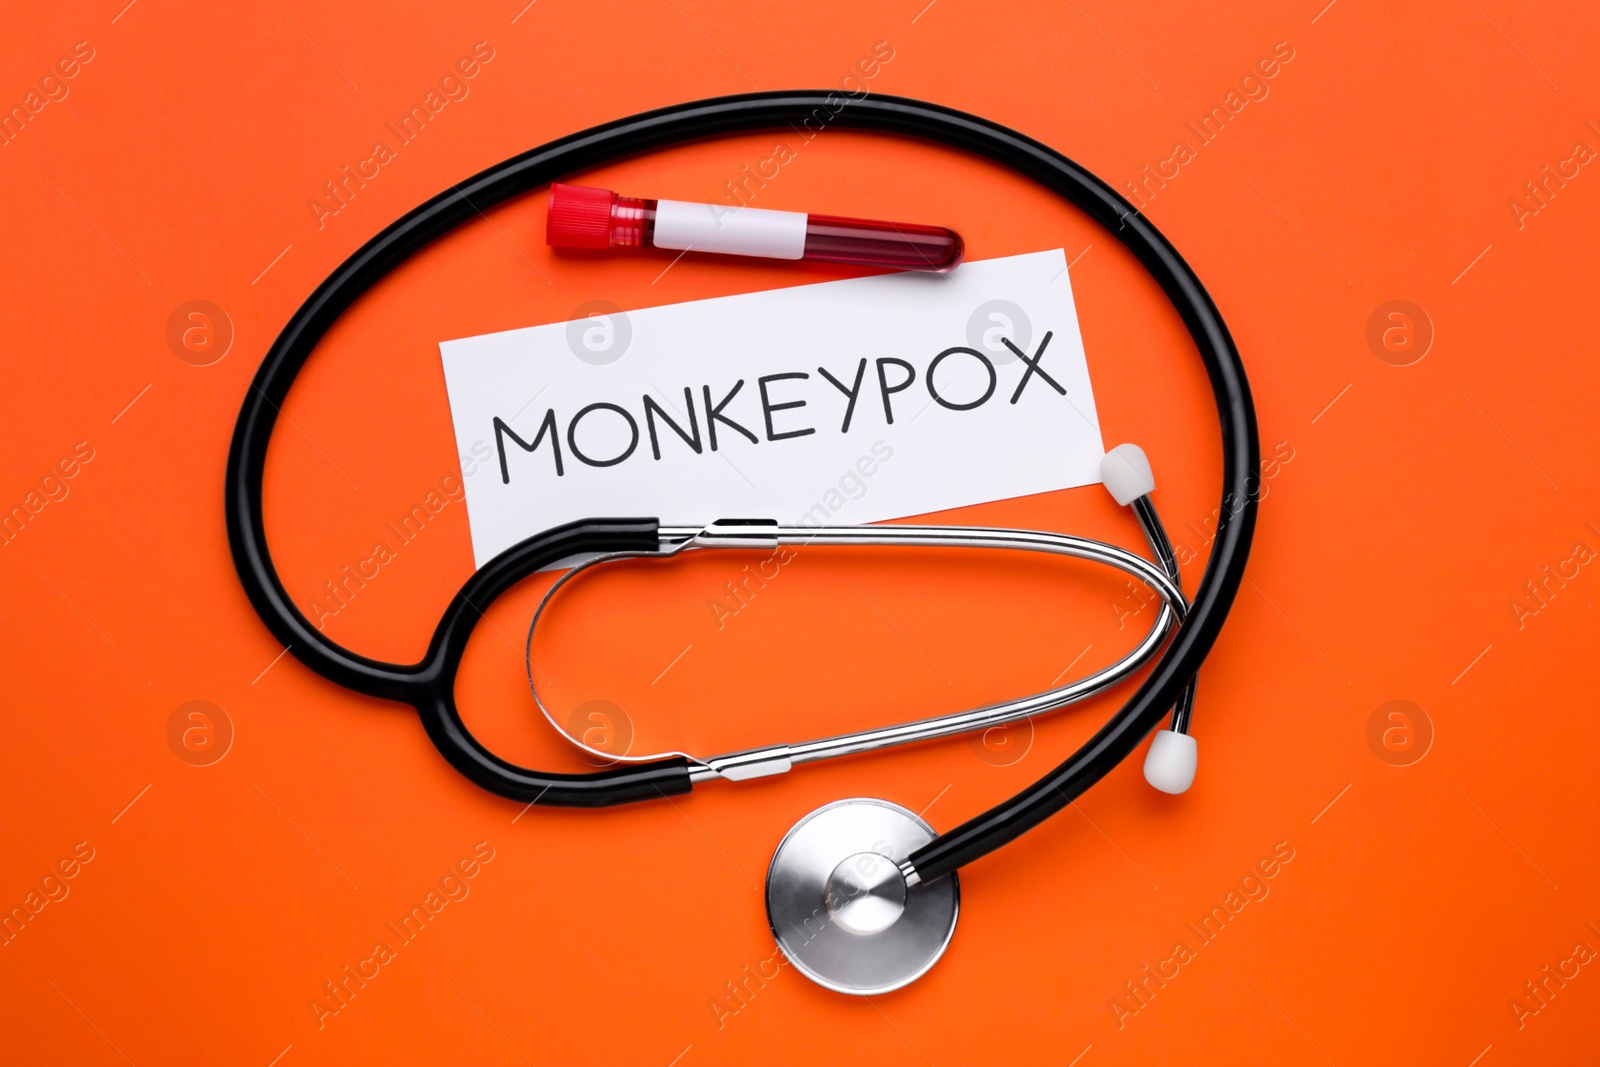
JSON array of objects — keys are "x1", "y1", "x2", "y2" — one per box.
[{"x1": 766, "y1": 798, "x2": 959, "y2": 995}]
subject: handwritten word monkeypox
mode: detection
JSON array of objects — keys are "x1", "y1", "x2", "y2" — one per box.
[{"x1": 493, "y1": 338, "x2": 1065, "y2": 483}]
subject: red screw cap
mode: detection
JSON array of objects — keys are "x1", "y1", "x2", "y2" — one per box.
[{"x1": 546, "y1": 183, "x2": 616, "y2": 248}]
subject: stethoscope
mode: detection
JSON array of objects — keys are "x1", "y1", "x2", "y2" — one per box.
[{"x1": 226, "y1": 92, "x2": 1259, "y2": 996}]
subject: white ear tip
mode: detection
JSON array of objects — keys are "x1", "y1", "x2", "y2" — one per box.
[
  {"x1": 1101, "y1": 444, "x2": 1155, "y2": 506},
  {"x1": 1144, "y1": 730, "x2": 1197, "y2": 794}
]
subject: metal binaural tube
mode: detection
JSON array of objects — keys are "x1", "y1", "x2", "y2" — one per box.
[{"x1": 529, "y1": 521, "x2": 1184, "y2": 779}]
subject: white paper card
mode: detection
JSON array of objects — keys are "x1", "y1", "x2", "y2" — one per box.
[{"x1": 440, "y1": 249, "x2": 1105, "y2": 567}]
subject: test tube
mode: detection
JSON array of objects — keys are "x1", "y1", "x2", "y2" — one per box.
[{"x1": 545, "y1": 183, "x2": 964, "y2": 272}]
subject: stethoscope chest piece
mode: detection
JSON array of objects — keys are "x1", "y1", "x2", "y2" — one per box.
[{"x1": 766, "y1": 799, "x2": 959, "y2": 995}]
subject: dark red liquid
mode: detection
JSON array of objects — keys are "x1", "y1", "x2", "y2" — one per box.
[{"x1": 803, "y1": 214, "x2": 964, "y2": 272}]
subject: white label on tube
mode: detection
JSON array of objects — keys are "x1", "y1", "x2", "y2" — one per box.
[{"x1": 653, "y1": 199, "x2": 807, "y2": 259}]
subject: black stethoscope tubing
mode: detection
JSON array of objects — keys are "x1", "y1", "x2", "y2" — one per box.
[{"x1": 225, "y1": 91, "x2": 1258, "y2": 886}]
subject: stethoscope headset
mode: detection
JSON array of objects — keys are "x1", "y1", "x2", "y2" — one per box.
[{"x1": 226, "y1": 92, "x2": 1258, "y2": 995}]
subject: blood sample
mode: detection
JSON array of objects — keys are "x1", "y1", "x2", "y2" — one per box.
[{"x1": 545, "y1": 183, "x2": 964, "y2": 272}]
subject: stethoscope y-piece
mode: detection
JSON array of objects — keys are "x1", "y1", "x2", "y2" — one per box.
[{"x1": 226, "y1": 91, "x2": 1258, "y2": 996}]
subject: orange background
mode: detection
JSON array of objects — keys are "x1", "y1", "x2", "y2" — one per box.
[{"x1": 3, "y1": 1, "x2": 1598, "y2": 1063}]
